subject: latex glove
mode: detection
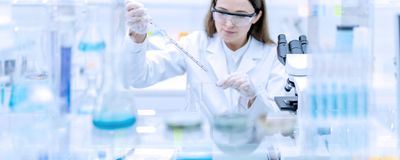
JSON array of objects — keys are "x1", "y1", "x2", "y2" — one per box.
[
  {"x1": 125, "y1": 0, "x2": 151, "y2": 34},
  {"x1": 216, "y1": 72, "x2": 257, "y2": 98}
]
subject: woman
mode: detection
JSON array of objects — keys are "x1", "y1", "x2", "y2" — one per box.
[{"x1": 123, "y1": 0, "x2": 287, "y2": 118}]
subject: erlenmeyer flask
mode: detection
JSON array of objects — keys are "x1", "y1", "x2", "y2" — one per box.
[
  {"x1": 92, "y1": 50, "x2": 137, "y2": 130},
  {"x1": 92, "y1": 90, "x2": 137, "y2": 130}
]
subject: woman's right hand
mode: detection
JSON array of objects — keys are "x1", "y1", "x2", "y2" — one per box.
[{"x1": 125, "y1": 0, "x2": 151, "y2": 43}]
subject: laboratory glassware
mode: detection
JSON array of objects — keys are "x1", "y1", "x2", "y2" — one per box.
[
  {"x1": 75, "y1": 7, "x2": 104, "y2": 114},
  {"x1": 149, "y1": 23, "x2": 208, "y2": 72},
  {"x1": 77, "y1": 7, "x2": 105, "y2": 84},
  {"x1": 211, "y1": 113, "x2": 260, "y2": 155},
  {"x1": 88, "y1": 3, "x2": 137, "y2": 129},
  {"x1": 397, "y1": 14, "x2": 400, "y2": 149},
  {"x1": 9, "y1": 27, "x2": 51, "y2": 111},
  {"x1": 76, "y1": 77, "x2": 97, "y2": 114},
  {"x1": 92, "y1": 50, "x2": 137, "y2": 130},
  {"x1": 194, "y1": 82, "x2": 260, "y2": 154},
  {"x1": 58, "y1": 16, "x2": 75, "y2": 113}
]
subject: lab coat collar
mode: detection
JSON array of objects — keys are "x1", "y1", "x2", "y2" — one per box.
[
  {"x1": 206, "y1": 35, "x2": 229, "y2": 81},
  {"x1": 236, "y1": 36, "x2": 264, "y2": 73},
  {"x1": 206, "y1": 35, "x2": 265, "y2": 81}
]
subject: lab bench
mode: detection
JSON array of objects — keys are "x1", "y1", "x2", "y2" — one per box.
[
  {"x1": 0, "y1": 111, "x2": 306, "y2": 160},
  {"x1": 2, "y1": 109, "x2": 397, "y2": 159}
]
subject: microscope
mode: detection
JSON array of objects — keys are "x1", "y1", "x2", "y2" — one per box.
[{"x1": 274, "y1": 34, "x2": 309, "y2": 112}]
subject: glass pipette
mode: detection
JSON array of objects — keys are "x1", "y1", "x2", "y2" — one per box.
[{"x1": 149, "y1": 22, "x2": 208, "y2": 72}]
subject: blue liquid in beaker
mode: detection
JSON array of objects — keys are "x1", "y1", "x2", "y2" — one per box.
[{"x1": 92, "y1": 114, "x2": 136, "y2": 130}]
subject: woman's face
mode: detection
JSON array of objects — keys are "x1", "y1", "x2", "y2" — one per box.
[{"x1": 213, "y1": 0, "x2": 261, "y2": 47}]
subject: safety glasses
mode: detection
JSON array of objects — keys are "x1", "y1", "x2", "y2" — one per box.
[{"x1": 211, "y1": 7, "x2": 257, "y2": 27}]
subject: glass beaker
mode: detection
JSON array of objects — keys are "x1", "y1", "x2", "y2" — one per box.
[
  {"x1": 193, "y1": 82, "x2": 261, "y2": 154},
  {"x1": 211, "y1": 113, "x2": 260, "y2": 155}
]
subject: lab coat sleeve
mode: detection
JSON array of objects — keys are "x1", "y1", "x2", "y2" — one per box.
[
  {"x1": 122, "y1": 34, "x2": 186, "y2": 88},
  {"x1": 243, "y1": 58, "x2": 287, "y2": 118}
]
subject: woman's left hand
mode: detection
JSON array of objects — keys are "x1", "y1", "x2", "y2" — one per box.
[{"x1": 217, "y1": 72, "x2": 257, "y2": 98}]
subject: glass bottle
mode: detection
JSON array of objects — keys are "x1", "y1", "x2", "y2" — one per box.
[
  {"x1": 78, "y1": 6, "x2": 104, "y2": 85},
  {"x1": 92, "y1": 47, "x2": 137, "y2": 130},
  {"x1": 75, "y1": 6, "x2": 104, "y2": 114},
  {"x1": 58, "y1": 17, "x2": 75, "y2": 113},
  {"x1": 76, "y1": 77, "x2": 97, "y2": 114}
]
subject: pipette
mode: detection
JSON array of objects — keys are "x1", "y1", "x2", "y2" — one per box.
[{"x1": 149, "y1": 22, "x2": 208, "y2": 72}]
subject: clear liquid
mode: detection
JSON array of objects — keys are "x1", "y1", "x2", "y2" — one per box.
[{"x1": 92, "y1": 114, "x2": 136, "y2": 130}]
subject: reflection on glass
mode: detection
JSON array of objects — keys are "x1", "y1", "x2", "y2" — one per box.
[
  {"x1": 14, "y1": 28, "x2": 49, "y2": 80},
  {"x1": 189, "y1": 82, "x2": 262, "y2": 154},
  {"x1": 211, "y1": 113, "x2": 261, "y2": 155}
]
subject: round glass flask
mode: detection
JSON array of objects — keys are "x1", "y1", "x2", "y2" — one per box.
[{"x1": 92, "y1": 50, "x2": 137, "y2": 130}]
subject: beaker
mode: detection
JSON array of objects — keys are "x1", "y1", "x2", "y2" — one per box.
[
  {"x1": 193, "y1": 82, "x2": 261, "y2": 154},
  {"x1": 211, "y1": 113, "x2": 260, "y2": 155},
  {"x1": 13, "y1": 27, "x2": 49, "y2": 80}
]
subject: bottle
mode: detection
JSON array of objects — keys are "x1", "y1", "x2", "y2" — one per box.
[
  {"x1": 92, "y1": 47, "x2": 137, "y2": 130},
  {"x1": 335, "y1": 25, "x2": 356, "y2": 54},
  {"x1": 75, "y1": 6, "x2": 105, "y2": 114},
  {"x1": 59, "y1": 17, "x2": 75, "y2": 113},
  {"x1": 76, "y1": 77, "x2": 97, "y2": 114},
  {"x1": 78, "y1": 6, "x2": 105, "y2": 87}
]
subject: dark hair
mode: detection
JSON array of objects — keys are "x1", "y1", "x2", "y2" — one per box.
[{"x1": 204, "y1": 0, "x2": 274, "y2": 44}]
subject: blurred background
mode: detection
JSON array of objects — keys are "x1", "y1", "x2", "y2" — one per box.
[{"x1": 1, "y1": 0, "x2": 400, "y2": 159}]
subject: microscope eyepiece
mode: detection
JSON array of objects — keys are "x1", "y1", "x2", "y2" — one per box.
[
  {"x1": 299, "y1": 35, "x2": 307, "y2": 42},
  {"x1": 288, "y1": 40, "x2": 302, "y2": 54},
  {"x1": 278, "y1": 34, "x2": 287, "y2": 44},
  {"x1": 277, "y1": 34, "x2": 289, "y2": 65},
  {"x1": 299, "y1": 35, "x2": 308, "y2": 53}
]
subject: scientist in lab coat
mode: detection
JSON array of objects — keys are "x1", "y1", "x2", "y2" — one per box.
[{"x1": 123, "y1": 0, "x2": 287, "y2": 118}]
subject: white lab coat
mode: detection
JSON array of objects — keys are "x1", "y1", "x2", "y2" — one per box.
[{"x1": 123, "y1": 31, "x2": 287, "y2": 119}]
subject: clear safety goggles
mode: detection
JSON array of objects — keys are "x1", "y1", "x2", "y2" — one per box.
[{"x1": 211, "y1": 7, "x2": 257, "y2": 27}]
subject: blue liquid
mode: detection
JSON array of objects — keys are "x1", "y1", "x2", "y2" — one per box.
[
  {"x1": 340, "y1": 85, "x2": 348, "y2": 117},
  {"x1": 331, "y1": 83, "x2": 338, "y2": 118},
  {"x1": 60, "y1": 46, "x2": 72, "y2": 113},
  {"x1": 9, "y1": 84, "x2": 29, "y2": 109},
  {"x1": 335, "y1": 25, "x2": 355, "y2": 53},
  {"x1": 310, "y1": 84, "x2": 318, "y2": 119},
  {"x1": 78, "y1": 41, "x2": 105, "y2": 52},
  {"x1": 360, "y1": 86, "x2": 368, "y2": 117},
  {"x1": 92, "y1": 114, "x2": 136, "y2": 130}
]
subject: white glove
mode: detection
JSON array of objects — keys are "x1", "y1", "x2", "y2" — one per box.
[
  {"x1": 125, "y1": 0, "x2": 151, "y2": 34},
  {"x1": 216, "y1": 72, "x2": 257, "y2": 98}
]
